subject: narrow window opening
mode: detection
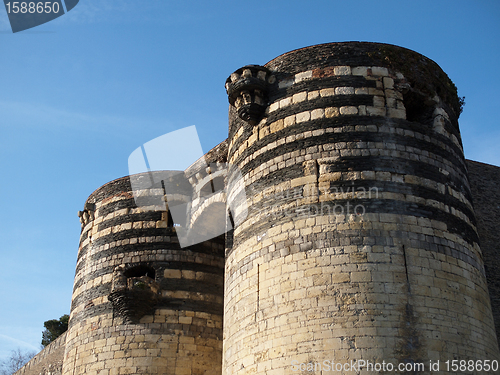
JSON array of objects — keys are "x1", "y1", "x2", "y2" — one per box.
[
  {"x1": 228, "y1": 210, "x2": 235, "y2": 229},
  {"x1": 165, "y1": 200, "x2": 185, "y2": 228},
  {"x1": 124, "y1": 265, "x2": 156, "y2": 279},
  {"x1": 167, "y1": 209, "x2": 174, "y2": 227},
  {"x1": 403, "y1": 89, "x2": 434, "y2": 125}
]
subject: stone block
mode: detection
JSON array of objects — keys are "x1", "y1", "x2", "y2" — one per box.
[
  {"x1": 335, "y1": 86, "x2": 354, "y2": 95},
  {"x1": 375, "y1": 171, "x2": 391, "y2": 181},
  {"x1": 279, "y1": 97, "x2": 292, "y2": 108},
  {"x1": 334, "y1": 66, "x2": 351, "y2": 75},
  {"x1": 352, "y1": 66, "x2": 369, "y2": 76},
  {"x1": 368, "y1": 88, "x2": 384, "y2": 96},
  {"x1": 295, "y1": 70, "x2": 313, "y2": 82},
  {"x1": 293, "y1": 92, "x2": 308, "y2": 103},
  {"x1": 259, "y1": 126, "x2": 270, "y2": 139},
  {"x1": 366, "y1": 106, "x2": 385, "y2": 116},
  {"x1": 284, "y1": 115, "x2": 296, "y2": 127},
  {"x1": 386, "y1": 97, "x2": 396, "y2": 108},
  {"x1": 385, "y1": 89, "x2": 403, "y2": 100},
  {"x1": 308, "y1": 90, "x2": 320, "y2": 100},
  {"x1": 373, "y1": 96, "x2": 385, "y2": 107},
  {"x1": 383, "y1": 77, "x2": 394, "y2": 89},
  {"x1": 371, "y1": 66, "x2": 389, "y2": 76},
  {"x1": 339, "y1": 106, "x2": 358, "y2": 115},
  {"x1": 179, "y1": 316, "x2": 192, "y2": 324},
  {"x1": 311, "y1": 108, "x2": 325, "y2": 120},
  {"x1": 351, "y1": 271, "x2": 372, "y2": 283},
  {"x1": 248, "y1": 133, "x2": 258, "y2": 146},
  {"x1": 325, "y1": 107, "x2": 339, "y2": 118},
  {"x1": 164, "y1": 269, "x2": 182, "y2": 278},
  {"x1": 361, "y1": 171, "x2": 376, "y2": 180},
  {"x1": 388, "y1": 108, "x2": 406, "y2": 119},
  {"x1": 355, "y1": 87, "x2": 369, "y2": 95},
  {"x1": 332, "y1": 273, "x2": 350, "y2": 283},
  {"x1": 320, "y1": 88, "x2": 336, "y2": 97},
  {"x1": 156, "y1": 220, "x2": 167, "y2": 229},
  {"x1": 270, "y1": 119, "x2": 284, "y2": 133},
  {"x1": 296, "y1": 111, "x2": 311, "y2": 123},
  {"x1": 269, "y1": 102, "x2": 279, "y2": 112}
]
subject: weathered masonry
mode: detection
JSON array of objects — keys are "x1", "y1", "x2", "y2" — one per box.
[
  {"x1": 223, "y1": 42, "x2": 499, "y2": 374},
  {"x1": 62, "y1": 172, "x2": 225, "y2": 375},
  {"x1": 16, "y1": 42, "x2": 500, "y2": 375}
]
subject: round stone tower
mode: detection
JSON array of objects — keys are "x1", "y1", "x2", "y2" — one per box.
[
  {"x1": 224, "y1": 42, "x2": 500, "y2": 373},
  {"x1": 62, "y1": 172, "x2": 224, "y2": 375}
]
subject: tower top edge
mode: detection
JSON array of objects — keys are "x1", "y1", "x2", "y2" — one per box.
[
  {"x1": 262, "y1": 41, "x2": 462, "y2": 118},
  {"x1": 264, "y1": 41, "x2": 429, "y2": 69}
]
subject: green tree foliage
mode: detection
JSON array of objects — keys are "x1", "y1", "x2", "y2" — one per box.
[
  {"x1": 459, "y1": 96, "x2": 466, "y2": 115},
  {"x1": 41, "y1": 315, "x2": 69, "y2": 347},
  {"x1": 0, "y1": 348, "x2": 36, "y2": 375}
]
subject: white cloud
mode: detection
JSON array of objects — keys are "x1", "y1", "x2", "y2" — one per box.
[{"x1": 0, "y1": 333, "x2": 40, "y2": 361}]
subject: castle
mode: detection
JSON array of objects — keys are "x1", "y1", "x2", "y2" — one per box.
[{"x1": 16, "y1": 42, "x2": 500, "y2": 374}]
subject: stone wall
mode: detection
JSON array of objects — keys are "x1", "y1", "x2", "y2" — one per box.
[
  {"x1": 467, "y1": 160, "x2": 500, "y2": 344},
  {"x1": 223, "y1": 42, "x2": 499, "y2": 374},
  {"x1": 62, "y1": 174, "x2": 224, "y2": 375},
  {"x1": 14, "y1": 42, "x2": 500, "y2": 375},
  {"x1": 14, "y1": 332, "x2": 66, "y2": 375}
]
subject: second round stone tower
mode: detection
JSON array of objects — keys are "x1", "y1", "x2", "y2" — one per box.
[
  {"x1": 224, "y1": 42, "x2": 500, "y2": 373},
  {"x1": 62, "y1": 171, "x2": 225, "y2": 375}
]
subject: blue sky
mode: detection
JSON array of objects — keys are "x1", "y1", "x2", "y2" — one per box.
[{"x1": 0, "y1": 0, "x2": 499, "y2": 361}]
